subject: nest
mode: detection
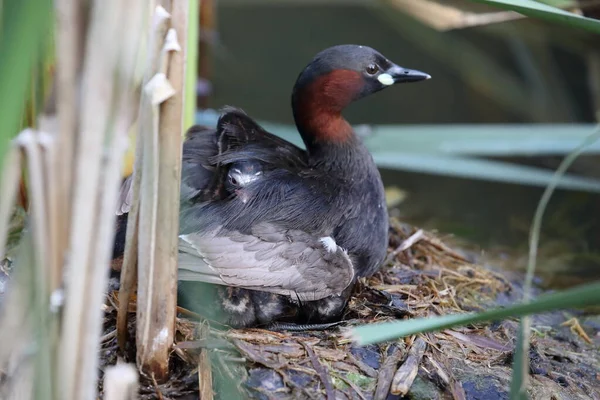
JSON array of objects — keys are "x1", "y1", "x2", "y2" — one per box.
[{"x1": 99, "y1": 218, "x2": 600, "y2": 400}]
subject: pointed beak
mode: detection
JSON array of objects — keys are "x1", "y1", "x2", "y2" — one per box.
[{"x1": 377, "y1": 64, "x2": 431, "y2": 86}]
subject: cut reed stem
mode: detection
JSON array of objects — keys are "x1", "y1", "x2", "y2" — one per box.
[{"x1": 135, "y1": 5, "x2": 173, "y2": 381}]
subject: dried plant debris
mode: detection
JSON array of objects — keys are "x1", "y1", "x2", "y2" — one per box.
[{"x1": 95, "y1": 219, "x2": 600, "y2": 400}]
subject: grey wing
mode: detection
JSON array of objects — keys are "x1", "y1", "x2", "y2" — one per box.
[{"x1": 177, "y1": 223, "x2": 355, "y2": 302}]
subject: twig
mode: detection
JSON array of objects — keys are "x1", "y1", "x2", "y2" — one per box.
[
  {"x1": 391, "y1": 337, "x2": 427, "y2": 395},
  {"x1": 420, "y1": 234, "x2": 468, "y2": 262},
  {"x1": 150, "y1": 373, "x2": 164, "y2": 400},
  {"x1": 101, "y1": 330, "x2": 117, "y2": 343},
  {"x1": 385, "y1": 229, "x2": 424, "y2": 264},
  {"x1": 560, "y1": 318, "x2": 592, "y2": 344},
  {"x1": 450, "y1": 380, "x2": 467, "y2": 400},
  {"x1": 346, "y1": 351, "x2": 377, "y2": 378},
  {"x1": 374, "y1": 343, "x2": 404, "y2": 400},
  {"x1": 299, "y1": 340, "x2": 335, "y2": 400},
  {"x1": 331, "y1": 372, "x2": 367, "y2": 400}
]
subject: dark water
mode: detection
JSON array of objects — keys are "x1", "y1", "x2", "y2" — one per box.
[{"x1": 381, "y1": 167, "x2": 600, "y2": 289}]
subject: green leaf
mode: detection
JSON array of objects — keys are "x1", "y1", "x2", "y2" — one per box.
[
  {"x1": 372, "y1": 153, "x2": 600, "y2": 193},
  {"x1": 469, "y1": 0, "x2": 600, "y2": 34},
  {"x1": 348, "y1": 281, "x2": 600, "y2": 346},
  {"x1": 196, "y1": 112, "x2": 600, "y2": 156},
  {"x1": 534, "y1": 0, "x2": 574, "y2": 7},
  {"x1": 195, "y1": 111, "x2": 600, "y2": 191},
  {"x1": 0, "y1": 0, "x2": 53, "y2": 166}
]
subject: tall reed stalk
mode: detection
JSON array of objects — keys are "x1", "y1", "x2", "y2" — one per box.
[{"x1": 0, "y1": 0, "x2": 153, "y2": 398}]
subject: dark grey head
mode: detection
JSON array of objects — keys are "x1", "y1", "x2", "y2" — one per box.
[
  {"x1": 293, "y1": 44, "x2": 431, "y2": 103},
  {"x1": 291, "y1": 45, "x2": 431, "y2": 147}
]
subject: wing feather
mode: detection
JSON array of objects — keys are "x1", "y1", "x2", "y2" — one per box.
[{"x1": 177, "y1": 224, "x2": 354, "y2": 302}]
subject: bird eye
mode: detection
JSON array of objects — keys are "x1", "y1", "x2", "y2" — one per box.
[
  {"x1": 229, "y1": 175, "x2": 238, "y2": 186},
  {"x1": 366, "y1": 64, "x2": 379, "y2": 75}
]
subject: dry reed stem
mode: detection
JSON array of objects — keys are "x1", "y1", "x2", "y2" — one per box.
[
  {"x1": 135, "y1": 5, "x2": 172, "y2": 381},
  {"x1": 142, "y1": 0, "x2": 187, "y2": 381},
  {"x1": 115, "y1": 0, "x2": 151, "y2": 353},
  {"x1": 117, "y1": 134, "x2": 144, "y2": 352},
  {"x1": 58, "y1": 2, "x2": 118, "y2": 393},
  {"x1": 117, "y1": 209, "x2": 139, "y2": 352},
  {"x1": 10, "y1": 130, "x2": 56, "y2": 399},
  {"x1": 0, "y1": 230, "x2": 36, "y2": 400},
  {"x1": 18, "y1": 130, "x2": 55, "y2": 398},
  {"x1": 0, "y1": 130, "x2": 55, "y2": 400},
  {"x1": 198, "y1": 349, "x2": 214, "y2": 400},
  {"x1": 36, "y1": 116, "x2": 65, "y2": 399},
  {"x1": 58, "y1": 0, "x2": 146, "y2": 398},
  {"x1": 86, "y1": 0, "x2": 147, "y2": 388},
  {"x1": 37, "y1": 116, "x2": 61, "y2": 291},
  {"x1": 374, "y1": 344, "x2": 404, "y2": 400},
  {"x1": 53, "y1": 0, "x2": 85, "y2": 293},
  {"x1": 104, "y1": 363, "x2": 139, "y2": 400},
  {"x1": 0, "y1": 145, "x2": 22, "y2": 259},
  {"x1": 16, "y1": 130, "x2": 49, "y2": 276},
  {"x1": 115, "y1": 1, "x2": 156, "y2": 352}
]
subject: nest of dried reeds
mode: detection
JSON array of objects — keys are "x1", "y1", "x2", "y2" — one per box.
[
  {"x1": 99, "y1": 218, "x2": 538, "y2": 400},
  {"x1": 97, "y1": 217, "x2": 600, "y2": 400}
]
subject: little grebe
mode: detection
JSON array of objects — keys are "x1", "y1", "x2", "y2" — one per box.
[{"x1": 113, "y1": 44, "x2": 430, "y2": 328}]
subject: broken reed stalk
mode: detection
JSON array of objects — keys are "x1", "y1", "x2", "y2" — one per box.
[
  {"x1": 58, "y1": 0, "x2": 146, "y2": 399},
  {"x1": 136, "y1": 0, "x2": 187, "y2": 380}
]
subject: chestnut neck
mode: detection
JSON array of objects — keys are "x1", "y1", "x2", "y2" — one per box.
[{"x1": 291, "y1": 70, "x2": 364, "y2": 160}]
